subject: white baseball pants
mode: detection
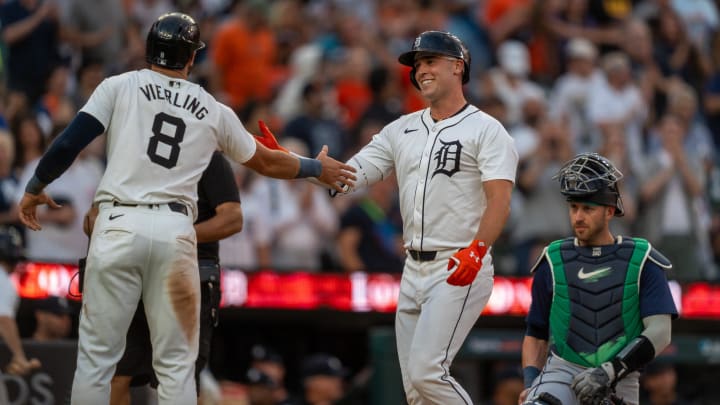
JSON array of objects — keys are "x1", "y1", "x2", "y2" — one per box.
[
  {"x1": 396, "y1": 250, "x2": 494, "y2": 405},
  {"x1": 71, "y1": 203, "x2": 199, "y2": 404}
]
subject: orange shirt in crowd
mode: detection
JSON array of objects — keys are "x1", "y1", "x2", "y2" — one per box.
[{"x1": 212, "y1": 19, "x2": 277, "y2": 110}]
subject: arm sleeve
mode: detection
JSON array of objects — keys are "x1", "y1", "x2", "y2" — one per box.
[
  {"x1": 217, "y1": 105, "x2": 256, "y2": 164},
  {"x1": 476, "y1": 118, "x2": 518, "y2": 183},
  {"x1": 34, "y1": 112, "x2": 105, "y2": 184},
  {"x1": 639, "y1": 261, "x2": 679, "y2": 319},
  {"x1": 525, "y1": 259, "x2": 553, "y2": 340},
  {"x1": 344, "y1": 127, "x2": 396, "y2": 192}
]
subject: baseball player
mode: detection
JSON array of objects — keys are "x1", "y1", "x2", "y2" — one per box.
[
  {"x1": 258, "y1": 31, "x2": 519, "y2": 404},
  {"x1": 519, "y1": 153, "x2": 678, "y2": 405},
  {"x1": 102, "y1": 151, "x2": 241, "y2": 403},
  {"x1": 16, "y1": 12, "x2": 355, "y2": 404}
]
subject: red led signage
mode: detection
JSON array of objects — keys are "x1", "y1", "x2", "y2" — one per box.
[{"x1": 9, "y1": 262, "x2": 702, "y2": 318}]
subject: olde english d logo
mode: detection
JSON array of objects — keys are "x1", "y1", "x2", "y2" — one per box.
[{"x1": 432, "y1": 139, "x2": 462, "y2": 177}]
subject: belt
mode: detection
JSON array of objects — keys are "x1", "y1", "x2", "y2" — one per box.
[
  {"x1": 112, "y1": 201, "x2": 188, "y2": 216},
  {"x1": 408, "y1": 250, "x2": 437, "y2": 262}
]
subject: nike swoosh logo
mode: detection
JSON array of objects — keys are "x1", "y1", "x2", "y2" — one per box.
[
  {"x1": 109, "y1": 214, "x2": 124, "y2": 221},
  {"x1": 404, "y1": 128, "x2": 418, "y2": 134},
  {"x1": 577, "y1": 266, "x2": 612, "y2": 280}
]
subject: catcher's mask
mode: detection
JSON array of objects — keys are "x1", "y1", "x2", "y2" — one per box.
[
  {"x1": 146, "y1": 12, "x2": 206, "y2": 70},
  {"x1": 398, "y1": 31, "x2": 471, "y2": 90},
  {"x1": 554, "y1": 152, "x2": 625, "y2": 217}
]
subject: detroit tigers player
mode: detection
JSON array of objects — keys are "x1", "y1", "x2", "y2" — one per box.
[
  {"x1": 16, "y1": 12, "x2": 355, "y2": 404},
  {"x1": 354, "y1": 31, "x2": 517, "y2": 405},
  {"x1": 269, "y1": 31, "x2": 518, "y2": 404}
]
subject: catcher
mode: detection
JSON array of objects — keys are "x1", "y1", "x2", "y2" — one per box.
[{"x1": 519, "y1": 153, "x2": 678, "y2": 405}]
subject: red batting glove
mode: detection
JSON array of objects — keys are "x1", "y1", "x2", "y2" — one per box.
[
  {"x1": 447, "y1": 240, "x2": 487, "y2": 286},
  {"x1": 255, "y1": 120, "x2": 289, "y2": 153}
]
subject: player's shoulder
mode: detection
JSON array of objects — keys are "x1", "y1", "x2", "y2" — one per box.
[{"x1": 386, "y1": 109, "x2": 426, "y2": 133}]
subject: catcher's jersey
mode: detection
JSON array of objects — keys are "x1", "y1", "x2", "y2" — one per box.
[
  {"x1": 81, "y1": 69, "x2": 256, "y2": 217},
  {"x1": 350, "y1": 105, "x2": 518, "y2": 251}
]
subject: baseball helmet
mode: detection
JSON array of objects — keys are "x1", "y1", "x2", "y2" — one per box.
[
  {"x1": 398, "y1": 31, "x2": 471, "y2": 89},
  {"x1": 0, "y1": 227, "x2": 25, "y2": 263},
  {"x1": 146, "y1": 12, "x2": 206, "y2": 70},
  {"x1": 554, "y1": 153, "x2": 625, "y2": 216}
]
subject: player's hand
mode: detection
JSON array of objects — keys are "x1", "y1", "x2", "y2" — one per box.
[
  {"x1": 6, "y1": 355, "x2": 41, "y2": 376},
  {"x1": 518, "y1": 388, "x2": 529, "y2": 404},
  {"x1": 315, "y1": 145, "x2": 357, "y2": 193},
  {"x1": 571, "y1": 362, "x2": 614, "y2": 405},
  {"x1": 447, "y1": 240, "x2": 487, "y2": 286},
  {"x1": 255, "y1": 120, "x2": 289, "y2": 153},
  {"x1": 83, "y1": 204, "x2": 99, "y2": 237},
  {"x1": 18, "y1": 192, "x2": 61, "y2": 231}
]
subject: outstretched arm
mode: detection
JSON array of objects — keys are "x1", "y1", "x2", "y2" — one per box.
[{"x1": 243, "y1": 138, "x2": 356, "y2": 193}]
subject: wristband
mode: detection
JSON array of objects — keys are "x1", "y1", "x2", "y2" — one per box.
[
  {"x1": 523, "y1": 366, "x2": 540, "y2": 388},
  {"x1": 295, "y1": 157, "x2": 322, "y2": 178},
  {"x1": 25, "y1": 175, "x2": 47, "y2": 195}
]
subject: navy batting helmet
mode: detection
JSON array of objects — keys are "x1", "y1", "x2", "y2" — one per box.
[
  {"x1": 398, "y1": 31, "x2": 471, "y2": 89},
  {"x1": 146, "y1": 12, "x2": 206, "y2": 70},
  {"x1": 554, "y1": 153, "x2": 625, "y2": 217}
]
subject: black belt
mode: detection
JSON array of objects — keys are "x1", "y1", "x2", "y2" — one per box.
[
  {"x1": 112, "y1": 201, "x2": 188, "y2": 216},
  {"x1": 408, "y1": 250, "x2": 437, "y2": 262}
]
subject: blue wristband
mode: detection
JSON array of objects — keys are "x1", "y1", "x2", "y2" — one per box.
[
  {"x1": 523, "y1": 366, "x2": 540, "y2": 388},
  {"x1": 25, "y1": 175, "x2": 47, "y2": 195},
  {"x1": 296, "y1": 157, "x2": 322, "y2": 178}
]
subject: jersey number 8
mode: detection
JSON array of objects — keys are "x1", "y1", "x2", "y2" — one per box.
[{"x1": 147, "y1": 112, "x2": 186, "y2": 169}]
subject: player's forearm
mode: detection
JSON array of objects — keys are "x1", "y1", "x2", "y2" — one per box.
[
  {"x1": 0, "y1": 316, "x2": 27, "y2": 360},
  {"x1": 474, "y1": 181, "x2": 512, "y2": 246},
  {"x1": 521, "y1": 335, "x2": 548, "y2": 369},
  {"x1": 194, "y1": 202, "x2": 243, "y2": 243},
  {"x1": 641, "y1": 314, "x2": 672, "y2": 356}
]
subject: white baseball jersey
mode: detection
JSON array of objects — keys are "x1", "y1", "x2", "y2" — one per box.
[
  {"x1": 81, "y1": 69, "x2": 257, "y2": 217},
  {"x1": 347, "y1": 104, "x2": 518, "y2": 405},
  {"x1": 348, "y1": 105, "x2": 518, "y2": 251}
]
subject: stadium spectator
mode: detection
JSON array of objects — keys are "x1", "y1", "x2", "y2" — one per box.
[
  {"x1": 480, "y1": 40, "x2": 545, "y2": 129},
  {"x1": 31, "y1": 296, "x2": 73, "y2": 341},
  {"x1": 640, "y1": 361, "x2": 697, "y2": 405},
  {"x1": 0, "y1": 0, "x2": 63, "y2": 107},
  {"x1": 637, "y1": 114, "x2": 706, "y2": 281},
  {"x1": 211, "y1": 0, "x2": 278, "y2": 110},
  {"x1": 336, "y1": 176, "x2": 404, "y2": 273}
]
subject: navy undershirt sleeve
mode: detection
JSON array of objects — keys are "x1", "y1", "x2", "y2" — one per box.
[
  {"x1": 525, "y1": 258, "x2": 553, "y2": 340},
  {"x1": 639, "y1": 261, "x2": 679, "y2": 319},
  {"x1": 34, "y1": 112, "x2": 105, "y2": 184}
]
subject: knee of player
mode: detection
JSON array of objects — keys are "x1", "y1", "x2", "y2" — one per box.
[{"x1": 407, "y1": 360, "x2": 443, "y2": 391}]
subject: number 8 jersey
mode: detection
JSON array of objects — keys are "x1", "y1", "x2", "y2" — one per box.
[{"x1": 82, "y1": 69, "x2": 257, "y2": 218}]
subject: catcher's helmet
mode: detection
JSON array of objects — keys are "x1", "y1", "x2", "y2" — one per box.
[
  {"x1": 554, "y1": 153, "x2": 625, "y2": 216},
  {"x1": 146, "y1": 12, "x2": 206, "y2": 70},
  {"x1": 0, "y1": 227, "x2": 25, "y2": 263},
  {"x1": 398, "y1": 31, "x2": 471, "y2": 89}
]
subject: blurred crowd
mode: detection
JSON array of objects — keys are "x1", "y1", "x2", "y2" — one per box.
[{"x1": 1, "y1": 0, "x2": 720, "y2": 284}]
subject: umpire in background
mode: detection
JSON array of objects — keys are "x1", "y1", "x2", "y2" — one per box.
[
  {"x1": 80, "y1": 151, "x2": 242, "y2": 403},
  {"x1": 519, "y1": 153, "x2": 678, "y2": 405}
]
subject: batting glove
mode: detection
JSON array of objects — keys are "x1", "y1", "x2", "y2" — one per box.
[
  {"x1": 447, "y1": 240, "x2": 487, "y2": 286},
  {"x1": 255, "y1": 120, "x2": 288, "y2": 153},
  {"x1": 571, "y1": 362, "x2": 615, "y2": 405}
]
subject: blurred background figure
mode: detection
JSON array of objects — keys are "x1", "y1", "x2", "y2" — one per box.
[
  {"x1": 490, "y1": 365, "x2": 523, "y2": 405},
  {"x1": 636, "y1": 114, "x2": 706, "y2": 281},
  {"x1": 336, "y1": 176, "x2": 404, "y2": 274},
  {"x1": 249, "y1": 344, "x2": 291, "y2": 404},
  {"x1": 245, "y1": 367, "x2": 284, "y2": 405},
  {"x1": 292, "y1": 353, "x2": 348, "y2": 405},
  {"x1": 0, "y1": 226, "x2": 40, "y2": 402},
  {"x1": 30, "y1": 295, "x2": 73, "y2": 341},
  {"x1": 640, "y1": 361, "x2": 697, "y2": 405}
]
